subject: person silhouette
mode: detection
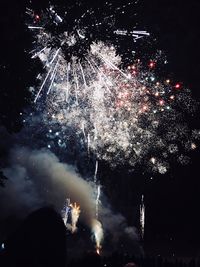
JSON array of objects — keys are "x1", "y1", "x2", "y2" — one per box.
[{"x1": 0, "y1": 207, "x2": 67, "y2": 267}]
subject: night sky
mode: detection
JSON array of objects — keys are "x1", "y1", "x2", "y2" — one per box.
[{"x1": 1, "y1": 0, "x2": 200, "y2": 258}]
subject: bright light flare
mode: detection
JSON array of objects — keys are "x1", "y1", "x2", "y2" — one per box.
[
  {"x1": 92, "y1": 219, "x2": 104, "y2": 255},
  {"x1": 70, "y1": 202, "x2": 81, "y2": 233}
]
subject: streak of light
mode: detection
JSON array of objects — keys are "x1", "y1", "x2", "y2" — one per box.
[
  {"x1": 31, "y1": 46, "x2": 47, "y2": 59},
  {"x1": 66, "y1": 62, "x2": 70, "y2": 102},
  {"x1": 34, "y1": 66, "x2": 53, "y2": 102},
  {"x1": 28, "y1": 26, "x2": 44, "y2": 29},
  {"x1": 49, "y1": 48, "x2": 61, "y2": 65},
  {"x1": 47, "y1": 59, "x2": 59, "y2": 95},
  {"x1": 79, "y1": 61, "x2": 87, "y2": 88}
]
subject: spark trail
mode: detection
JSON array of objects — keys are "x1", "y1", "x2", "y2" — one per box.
[
  {"x1": 31, "y1": 41, "x2": 198, "y2": 174},
  {"x1": 24, "y1": 2, "x2": 199, "y2": 254},
  {"x1": 140, "y1": 195, "x2": 145, "y2": 239}
]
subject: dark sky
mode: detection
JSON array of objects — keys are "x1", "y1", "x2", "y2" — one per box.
[
  {"x1": 135, "y1": 0, "x2": 200, "y2": 257},
  {"x1": 1, "y1": 0, "x2": 200, "y2": 257}
]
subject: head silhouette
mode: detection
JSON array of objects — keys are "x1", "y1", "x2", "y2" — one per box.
[{"x1": 3, "y1": 207, "x2": 66, "y2": 267}]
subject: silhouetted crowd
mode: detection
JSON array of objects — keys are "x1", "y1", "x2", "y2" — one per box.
[
  {"x1": 68, "y1": 253, "x2": 200, "y2": 267},
  {"x1": 0, "y1": 207, "x2": 200, "y2": 267}
]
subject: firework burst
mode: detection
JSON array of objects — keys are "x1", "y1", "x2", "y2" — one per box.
[
  {"x1": 21, "y1": 1, "x2": 200, "y2": 254},
  {"x1": 24, "y1": 3, "x2": 199, "y2": 175}
]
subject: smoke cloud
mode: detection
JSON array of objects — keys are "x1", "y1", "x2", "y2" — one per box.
[
  {"x1": 2, "y1": 146, "x2": 95, "y2": 226},
  {"x1": 0, "y1": 146, "x2": 139, "y2": 252}
]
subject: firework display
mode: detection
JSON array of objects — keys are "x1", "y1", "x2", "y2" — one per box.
[
  {"x1": 26, "y1": 4, "x2": 198, "y2": 173},
  {"x1": 22, "y1": 2, "x2": 200, "y2": 253}
]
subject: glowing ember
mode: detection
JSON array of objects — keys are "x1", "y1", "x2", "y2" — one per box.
[{"x1": 96, "y1": 247, "x2": 100, "y2": 255}]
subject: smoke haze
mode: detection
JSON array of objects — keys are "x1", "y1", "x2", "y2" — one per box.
[{"x1": 0, "y1": 146, "x2": 139, "y2": 252}]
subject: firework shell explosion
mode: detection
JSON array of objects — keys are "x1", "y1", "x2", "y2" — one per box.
[{"x1": 25, "y1": 3, "x2": 200, "y2": 175}]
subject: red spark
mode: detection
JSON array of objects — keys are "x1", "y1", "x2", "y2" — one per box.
[
  {"x1": 159, "y1": 99, "x2": 164, "y2": 106},
  {"x1": 34, "y1": 14, "x2": 40, "y2": 22},
  {"x1": 149, "y1": 61, "x2": 155, "y2": 69},
  {"x1": 175, "y1": 83, "x2": 181, "y2": 89},
  {"x1": 132, "y1": 70, "x2": 137, "y2": 75}
]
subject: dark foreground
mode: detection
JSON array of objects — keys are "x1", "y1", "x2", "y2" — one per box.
[
  {"x1": 68, "y1": 253, "x2": 200, "y2": 267},
  {"x1": 0, "y1": 207, "x2": 199, "y2": 267}
]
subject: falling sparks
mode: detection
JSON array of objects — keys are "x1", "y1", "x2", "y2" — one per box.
[
  {"x1": 93, "y1": 160, "x2": 101, "y2": 219},
  {"x1": 25, "y1": 2, "x2": 199, "y2": 254},
  {"x1": 62, "y1": 199, "x2": 81, "y2": 233},
  {"x1": 29, "y1": 39, "x2": 198, "y2": 175},
  {"x1": 26, "y1": 35, "x2": 198, "y2": 175},
  {"x1": 95, "y1": 185, "x2": 101, "y2": 219},
  {"x1": 140, "y1": 195, "x2": 145, "y2": 239}
]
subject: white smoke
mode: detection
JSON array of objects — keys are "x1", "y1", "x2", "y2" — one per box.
[
  {"x1": 0, "y1": 146, "x2": 138, "y2": 251},
  {"x1": 99, "y1": 206, "x2": 139, "y2": 244}
]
